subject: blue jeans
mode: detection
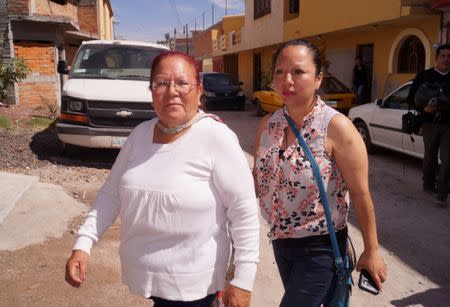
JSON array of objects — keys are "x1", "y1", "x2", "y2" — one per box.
[
  {"x1": 151, "y1": 294, "x2": 216, "y2": 307},
  {"x1": 272, "y1": 229, "x2": 348, "y2": 307}
]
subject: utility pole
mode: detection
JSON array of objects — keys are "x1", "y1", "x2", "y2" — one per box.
[
  {"x1": 203, "y1": 12, "x2": 205, "y2": 30},
  {"x1": 173, "y1": 27, "x2": 177, "y2": 51},
  {"x1": 212, "y1": 4, "x2": 214, "y2": 26},
  {"x1": 225, "y1": 0, "x2": 227, "y2": 16},
  {"x1": 185, "y1": 24, "x2": 189, "y2": 55}
]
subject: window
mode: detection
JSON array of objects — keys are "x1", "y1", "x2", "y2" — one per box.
[
  {"x1": 397, "y1": 36, "x2": 425, "y2": 73},
  {"x1": 289, "y1": 0, "x2": 299, "y2": 14},
  {"x1": 254, "y1": 0, "x2": 271, "y2": 19},
  {"x1": 383, "y1": 84, "x2": 411, "y2": 110},
  {"x1": 50, "y1": 0, "x2": 67, "y2": 4}
]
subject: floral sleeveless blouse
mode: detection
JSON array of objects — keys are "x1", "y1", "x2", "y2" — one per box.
[{"x1": 255, "y1": 99, "x2": 350, "y2": 240}]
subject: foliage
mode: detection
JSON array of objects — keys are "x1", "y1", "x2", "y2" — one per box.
[
  {"x1": 0, "y1": 58, "x2": 30, "y2": 103},
  {"x1": 25, "y1": 116, "x2": 53, "y2": 130},
  {"x1": 0, "y1": 115, "x2": 12, "y2": 130},
  {"x1": 261, "y1": 70, "x2": 273, "y2": 90}
]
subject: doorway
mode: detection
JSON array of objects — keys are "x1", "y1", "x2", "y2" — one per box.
[
  {"x1": 356, "y1": 44, "x2": 374, "y2": 102},
  {"x1": 253, "y1": 53, "x2": 262, "y2": 91}
]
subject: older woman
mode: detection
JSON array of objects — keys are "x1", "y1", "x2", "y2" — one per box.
[
  {"x1": 65, "y1": 51, "x2": 260, "y2": 307},
  {"x1": 253, "y1": 40, "x2": 387, "y2": 306}
]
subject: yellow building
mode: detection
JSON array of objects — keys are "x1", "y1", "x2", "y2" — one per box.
[{"x1": 212, "y1": 0, "x2": 447, "y2": 100}]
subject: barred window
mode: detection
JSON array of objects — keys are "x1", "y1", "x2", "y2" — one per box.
[
  {"x1": 289, "y1": 0, "x2": 299, "y2": 14},
  {"x1": 397, "y1": 35, "x2": 425, "y2": 73},
  {"x1": 254, "y1": 0, "x2": 271, "y2": 19}
]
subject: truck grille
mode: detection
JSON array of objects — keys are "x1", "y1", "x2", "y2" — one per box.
[
  {"x1": 88, "y1": 101, "x2": 151, "y2": 111},
  {"x1": 86, "y1": 100, "x2": 155, "y2": 128}
]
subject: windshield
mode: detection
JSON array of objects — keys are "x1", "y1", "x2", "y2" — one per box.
[
  {"x1": 70, "y1": 44, "x2": 167, "y2": 80},
  {"x1": 203, "y1": 74, "x2": 234, "y2": 86},
  {"x1": 321, "y1": 75, "x2": 352, "y2": 94}
]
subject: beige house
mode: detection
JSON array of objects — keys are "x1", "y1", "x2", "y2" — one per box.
[
  {"x1": 1, "y1": 0, "x2": 114, "y2": 107},
  {"x1": 211, "y1": 0, "x2": 449, "y2": 100}
]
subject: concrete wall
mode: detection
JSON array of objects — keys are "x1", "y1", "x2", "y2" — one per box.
[
  {"x1": 239, "y1": 0, "x2": 283, "y2": 50},
  {"x1": 284, "y1": 0, "x2": 403, "y2": 41},
  {"x1": 323, "y1": 15, "x2": 440, "y2": 99}
]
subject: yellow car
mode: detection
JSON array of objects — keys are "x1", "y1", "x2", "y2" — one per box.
[{"x1": 252, "y1": 73, "x2": 356, "y2": 116}]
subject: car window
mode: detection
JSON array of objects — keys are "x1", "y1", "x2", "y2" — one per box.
[
  {"x1": 203, "y1": 74, "x2": 234, "y2": 86},
  {"x1": 383, "y1": 84, "x2": 411, "y2": 110},
  {"x1": 320, "y1": 76, "x2": 352, "y2": 94}
]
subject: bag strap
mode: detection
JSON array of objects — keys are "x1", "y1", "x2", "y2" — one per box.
[{"x1": 284, "y1": 112, "x2": 345, "y2": 275}]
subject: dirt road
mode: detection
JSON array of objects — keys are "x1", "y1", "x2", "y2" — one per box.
[{"x1": 1, "y1": 104, "x2": 449, "y2": 306}]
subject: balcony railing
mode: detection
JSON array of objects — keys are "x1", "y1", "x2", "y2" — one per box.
[{"x1": 212, "y1": 30, "x2": 241, "y2": 52}]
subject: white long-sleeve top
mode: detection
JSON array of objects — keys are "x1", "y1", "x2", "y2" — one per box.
[{"x1": 73, "y1": 117, "x2": 260, "y2": 300}]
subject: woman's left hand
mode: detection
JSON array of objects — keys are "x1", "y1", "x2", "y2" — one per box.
[
  {"x1": 356, "y1": 250, "x2": 387, "y2": 291},
  {"x1": 222, "y1": 284, "x2": 251, "y2": 307}
]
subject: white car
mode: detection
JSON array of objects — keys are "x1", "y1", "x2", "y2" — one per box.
[{"x1": 348, "y1": 81, "x2": 424, "y2": 159}]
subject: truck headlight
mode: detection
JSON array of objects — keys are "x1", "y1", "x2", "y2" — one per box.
[{"x1": 68, "y1": 100, "x2": 84, "y2": 112}]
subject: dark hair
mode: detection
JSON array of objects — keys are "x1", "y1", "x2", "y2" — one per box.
[
  {"x1": 150, "y1": 51, "x2": 200, "y2": 83},
  {"x1": 436, "y1": 44, "x2": 450, "y2": 57},
  {"x1": 273, "y1": 39, "x2": 322, "y2": 76}
]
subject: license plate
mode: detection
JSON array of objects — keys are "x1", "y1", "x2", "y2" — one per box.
[
  {"x1": 326, "y1": 100, "x2": 337, "y2": 107},
  {"x1": 111, "y1": 137, "x2": 127, "y2": 148}
]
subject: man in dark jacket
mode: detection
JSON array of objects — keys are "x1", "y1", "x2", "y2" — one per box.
[
  {"x1": 352, "y1": 56, "x2": 369, "y2": 105},
  {"x1": 408, "y1": 44, "x2": 450, "y2": 206}
]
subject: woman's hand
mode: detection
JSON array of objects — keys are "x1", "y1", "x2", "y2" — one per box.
[
  {"x1": 65, "y1": 249, "x2": 89, "y2": 287},
  {"x1": 222, "y1": 284, "x2": 251, "y2": 307},
  {"x1": 356, "y1": 250, "x2": 387, "y2": 291}
]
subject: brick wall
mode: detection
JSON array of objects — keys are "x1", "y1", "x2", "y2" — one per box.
[
  {"x1": 78, "y1": 5, "x2": 98, "y2": 34},
  {"x1": 7, "y1": 0, "x2": 29, "y2": 15},
  {"x1": 14, "y1": 41, "x2": 57, "y2": 106},
  {"x1": 64, "y1": 43, "x2": 78, "y2": 65},
  {"x1": 34, "y1": 0, "x2": 78, "y2": 21}
]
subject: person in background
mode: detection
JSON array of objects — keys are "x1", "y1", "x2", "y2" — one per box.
[
  {"x1": 352, "y1": 56, "x2": 369, "y2": 105},
  {"x1": 407, "y1": 44, "x2": 450, "y2": 207},
  {"x1": 65, "y1": 51, "x2": 260, "y2": 307},
  {"x1": 253, "y1": 39, "x2": 387, "y2": 306}
]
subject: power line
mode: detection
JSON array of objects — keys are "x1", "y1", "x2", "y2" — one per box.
[{"x1": 169, "y1": 0, "x2": 183, "y2": 28}]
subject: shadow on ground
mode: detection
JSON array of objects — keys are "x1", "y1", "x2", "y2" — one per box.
[{"x1": 29, "y1": 123, "x2": 118, "y2": 169}]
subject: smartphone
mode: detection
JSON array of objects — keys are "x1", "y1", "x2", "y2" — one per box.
[{"x1": 358, "y1": 269, "x2": 379, "y2": 295}]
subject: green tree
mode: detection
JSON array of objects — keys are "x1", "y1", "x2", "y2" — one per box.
[{"x1": 0, "y1": 58, "x2": 30, "y2": 103}]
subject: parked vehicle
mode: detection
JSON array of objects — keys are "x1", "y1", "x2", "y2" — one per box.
[
  {"x1": 56, "y1": 40, "x2": 169, "y2": 150},
  {"x1": 347, "y1": 81, "x2": 424, "y2": 158},
  {"x1": 200, "y1": 72, "x2": 246, "y2": 111},
  {"x1": 252, "y1": 73, "x2": 356, "y2": 116}
]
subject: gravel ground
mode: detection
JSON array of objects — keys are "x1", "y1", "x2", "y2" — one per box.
[{"x1": 0, "y1": 104, "x2": 113, "y2": 204}]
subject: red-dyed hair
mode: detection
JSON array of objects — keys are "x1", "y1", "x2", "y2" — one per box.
[{"x1": 150, "y1": 51, "x2": 200, "y2": 83}]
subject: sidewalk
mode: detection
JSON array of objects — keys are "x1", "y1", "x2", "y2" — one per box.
[
  {"x1": 1, "y1": 169, "x2": 449, "y2": 306},
  {"x1": 0, "y1": 171, "x2": 86, "y2": 251}
]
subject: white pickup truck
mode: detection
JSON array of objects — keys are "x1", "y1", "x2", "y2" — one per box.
[{"x1": 56, "y1": 40, "x2": 169, "y2": 150}]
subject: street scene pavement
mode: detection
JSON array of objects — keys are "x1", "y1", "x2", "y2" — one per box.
[{"x1": 1, "y1": 104, "x2": 449, "y2": 306}]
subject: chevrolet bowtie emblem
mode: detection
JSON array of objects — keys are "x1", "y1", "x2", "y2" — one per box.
[{"x1": 116, "y1": 110, "x2": 133, "y2": 117}]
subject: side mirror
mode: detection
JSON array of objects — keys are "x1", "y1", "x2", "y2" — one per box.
[
  {"x1": 375, "y1": 98, "x2": 383, "y2": 106},
  {"x1": 57, "y1": 60, "x2": 69, "y2": 74}
]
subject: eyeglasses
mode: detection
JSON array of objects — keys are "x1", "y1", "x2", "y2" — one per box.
[{"x1": 150, "y1": 80, "x2": 198, "y2": 93}]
